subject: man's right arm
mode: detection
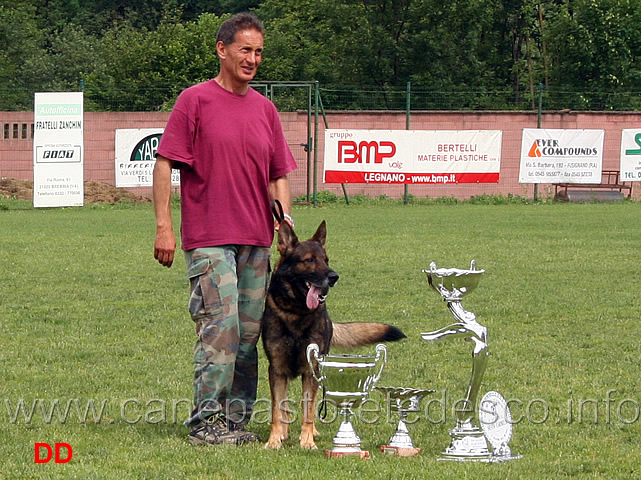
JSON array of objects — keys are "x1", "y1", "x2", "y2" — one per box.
[{"x1": 153, "y1": 155, "x2": 176, "y2": 267}]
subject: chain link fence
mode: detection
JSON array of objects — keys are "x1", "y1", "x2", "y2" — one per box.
[{"x1": 3, "y1": 84, "x2": 641, "y2": 112}]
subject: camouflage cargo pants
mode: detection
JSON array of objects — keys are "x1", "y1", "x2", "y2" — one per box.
[{"x1": 184, "y1": 245, "x2": 270, "y2": 427}]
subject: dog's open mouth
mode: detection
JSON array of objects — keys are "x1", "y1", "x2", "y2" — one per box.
[{"x1": 305, "y1": 282, "x2": 327, "y2": 310}]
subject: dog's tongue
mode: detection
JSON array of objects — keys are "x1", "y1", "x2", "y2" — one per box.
[{"x1": 306, "y1": 285, "x2": 322, "y2": 310}]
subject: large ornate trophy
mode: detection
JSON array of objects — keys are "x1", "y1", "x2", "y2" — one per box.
[
  {"x1": 306, "y1": 343, "x2": 387, "y2": 459},
  {"x1": 421, "y1": 261, "x2": 519, "y2": 462},
  {"x1": 375, "y1": 386, "x2": 434, "y2": 457}
]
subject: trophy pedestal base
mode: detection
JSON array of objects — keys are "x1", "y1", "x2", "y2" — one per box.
[
  {"x1": 326, "y1": 419, "x2": 369, "y2": 459},
  {"x1": 438, "y1": 453, "x2": 492, "y2": 463},
  {"x1": 439, "y1": 453, "x2": 523, "y2": 463},
  {"x1": 437, "y1": 424, "x2": 492, "y2": 462},
  {"x1": 325, "y1": 449, "x2": 370, "y2": 459},
  {"x1": 380, "y1": 445, "x2": 421, "y2": 457},
  {"x1": 488, "y1": 453, "x2": 523, "y2": 463}
]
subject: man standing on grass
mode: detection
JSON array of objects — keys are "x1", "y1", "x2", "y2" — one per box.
[{"x1": 152, "y1": 12, "x2": 296, "y2": 446}]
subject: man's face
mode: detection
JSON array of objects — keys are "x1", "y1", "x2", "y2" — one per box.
[{"x1": 218, "y1": 28, "x2": 264, "y2": 85}]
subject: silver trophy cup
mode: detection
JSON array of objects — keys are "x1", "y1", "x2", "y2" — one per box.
[
  {"x1": 306, "y1": 343, "x2": 387, "y2": 458},
  {"x1": 376, "y1": 386, "x2": 435, "y2": 457},
  {"x1": 421, "y1": 261, "x2": 491, "y2": 461},
  {"x1": 421, "y1": 260, "x2": 520, "y2": 462}
]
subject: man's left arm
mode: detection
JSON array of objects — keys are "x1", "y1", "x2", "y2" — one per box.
[{"x1": 269, "y1": 175, "x2": 293, "y2": 230}]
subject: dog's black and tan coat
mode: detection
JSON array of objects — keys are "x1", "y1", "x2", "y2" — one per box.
[{"x1": 262, "y1": 221, "x2": 405, "y2": 449}]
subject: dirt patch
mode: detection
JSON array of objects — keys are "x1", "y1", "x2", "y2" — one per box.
[
  {"x1": 84, "y1": 180, "x2": 151, "y2": 204},
  {"x1": 0, "y1": 178, "x2": 32, "y2": 201},
  {"x1": 0, "y1": 177, "x2": 151, "y2": 204}
]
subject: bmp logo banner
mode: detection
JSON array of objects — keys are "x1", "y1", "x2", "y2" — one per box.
[
  {"x1": 324, "y1": 129, "x2": 502, "y2": 184},
  {"x1": 35, "y1": 443, "x2": 72, "y2": 463},
  {"x1": 338, "y1": 140, "x2": 396, "y2": 164}
]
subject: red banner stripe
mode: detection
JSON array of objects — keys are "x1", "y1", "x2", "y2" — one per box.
[{"x1": 324, "y1": 171, "x2": 499, "y2": 184}]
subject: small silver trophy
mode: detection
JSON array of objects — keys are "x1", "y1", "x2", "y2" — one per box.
[
  {"x1": 306, "y1": 343, "x2": 387, "y2": 459},
  {"x1": 421, "y1": 261, "x2": 492, "y2": 462},
  {"x1": 375, "y1": 386, "x2": 435, "y2": 457}
]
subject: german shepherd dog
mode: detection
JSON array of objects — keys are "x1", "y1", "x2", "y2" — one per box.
[{"x1": 262, "y1": 220, "x2": 406, "y2": 449}]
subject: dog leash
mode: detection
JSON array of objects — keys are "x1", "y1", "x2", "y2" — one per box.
[
  {"x1": 271, "y1": 199, "x2": 284, "y2": 224},
  {"x1": 319, "y1": 387, "x2": 329, "y2": 420},
  {"x1": 271, "y1": 199, "x2": 294, "y2": 228}
]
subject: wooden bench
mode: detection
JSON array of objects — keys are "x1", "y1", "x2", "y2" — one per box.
[{"x1": 554, "y1": 170, "x2": 633, "y2": 202}]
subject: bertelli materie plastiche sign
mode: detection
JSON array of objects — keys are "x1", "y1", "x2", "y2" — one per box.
[{"x1": 323, "y1": 129, "x2": 502, "y2": 185}]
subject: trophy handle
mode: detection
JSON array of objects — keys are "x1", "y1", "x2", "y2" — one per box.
[
  {"x1": 306, "y1": 343, "x2": 324, "y2": 383},
  {"x1": 371, "y1": 344, "x2": 388, "y2": 385}
]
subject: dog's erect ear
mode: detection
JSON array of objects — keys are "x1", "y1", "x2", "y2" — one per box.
[
  {"x1": 310, "y1": 220, "x2": 327, "y2": 249},
  {"x1": 277, "y1": 221, "x2": 298, "y2": 257}
]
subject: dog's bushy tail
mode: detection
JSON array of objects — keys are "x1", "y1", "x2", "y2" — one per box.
[{"x1": 330, "y1": 322, "x2": 406, "y2": 349}]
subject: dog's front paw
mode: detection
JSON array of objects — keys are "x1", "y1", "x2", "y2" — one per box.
[
  {"x1": 264, "y1": 436, "x2": 283, "y2": 449},
  {"x1": 300, "y1": 438, "x2": 318, "y2": 450},
  {"x1": 299, "y1": 429, "x2": 318, "y2": 449}
]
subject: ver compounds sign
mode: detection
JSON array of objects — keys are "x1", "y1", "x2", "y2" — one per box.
[
  {"x1": 323, "y1": 129, "x2": 502, "y2": 184},
  {"x1": 519, "y1": 128, "x2": 604, "y2": 184}
]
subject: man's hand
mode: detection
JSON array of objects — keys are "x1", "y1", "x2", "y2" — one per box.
[
  {"x1": 153, "y1": 155, "x2": 176, "y2": 268},
  {"x1": 270, "y1": 176, "x2": 292, "y2": 232},
  {"x1": 154, "y1": 227, "x2": 176, "y2": 267}
]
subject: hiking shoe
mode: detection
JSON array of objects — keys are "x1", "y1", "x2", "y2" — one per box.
[
  {"x1": 228, "y1": 421, "x2": 261, "y2": 443},
  {"x1": 189, "y1": 417, "x2": 260, "y2": 446}
]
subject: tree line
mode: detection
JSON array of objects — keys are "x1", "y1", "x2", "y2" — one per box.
[{"x1": 2, "y1": 0, "x2": 641, "y2": 111}]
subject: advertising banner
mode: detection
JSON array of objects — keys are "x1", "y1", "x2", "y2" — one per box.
[
  {"x1": 115, "y1": 129, "x2": 179, "y2": 187},
  {"x1": 620, "y1": 129, "x2": 641, "y2": 181},
  {"x1": 33, "y1": 92, "x2": 84, "y2": 207},
  {"x1": 519, "y1": 128, "x2": 604, "y2": 184},
  {"x1": 323, "y1": 129, "x2": 502, "y2": 184}
]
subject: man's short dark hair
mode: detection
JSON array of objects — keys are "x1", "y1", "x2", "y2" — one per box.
[{"x1": 216, "y1": 12, "x2": 265, "y2": 45}]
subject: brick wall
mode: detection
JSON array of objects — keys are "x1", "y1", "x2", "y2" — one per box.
[{"x1": 2, "y1": 110, "x2": 640, "y2": 200}]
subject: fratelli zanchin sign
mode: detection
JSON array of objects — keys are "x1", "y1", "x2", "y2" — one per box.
[{"x1": 33, "y1": 92, "x2": 84, "y2": 207}]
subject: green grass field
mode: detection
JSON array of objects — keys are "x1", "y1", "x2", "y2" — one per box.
[{"x1": 1, "y1": 199, "x2": 640, "y2": 479}]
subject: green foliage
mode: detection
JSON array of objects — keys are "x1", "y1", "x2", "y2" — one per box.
[
  {"x1": 3, "y1": 0, "x2": 641, "y2": 110},
  {"x1": 544, "y1": 0, "x2": 641, "y2": 109},
  {"x1": 467, "y1": 193, "x2": 532, "y2": 205},
  {"x1": 297, "y1": 192, "x2": 534, "y2": 207},
  {"x1": 312, "y1": 190, "x2": 340, "y2": 204},
  {"x1": 0, "y1": 3, "x2": 45, "y2": 109},
  {"x1": 85, "y1": 11, "x2": 225, "y2": 111}
]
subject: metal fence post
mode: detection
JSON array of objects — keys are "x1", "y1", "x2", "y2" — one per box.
[
  {"x1": 534, "y1": 82, "x2": 544, "y2": 202},
  {"x1": 404, "y1": 81, "x2": 411, "y2": 204},
  {"x1": 313, "y1": 81, "x2": 320, "y2": 207}
]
